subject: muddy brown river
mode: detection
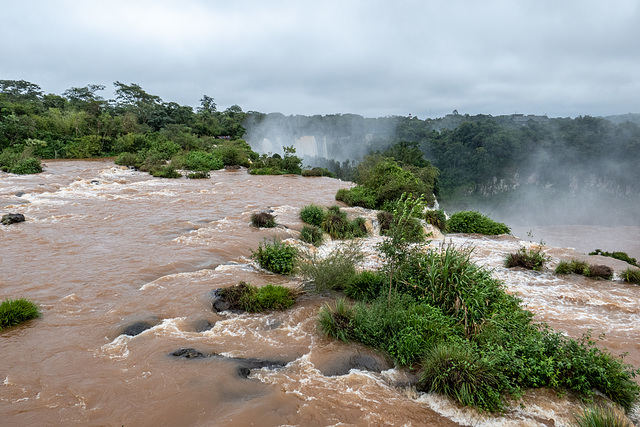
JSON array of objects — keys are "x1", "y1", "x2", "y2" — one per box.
[{"x1": 1, "y1": 160, "x2": 639, "y2": 426}]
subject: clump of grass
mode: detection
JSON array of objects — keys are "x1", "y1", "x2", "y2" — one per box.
[
  {"x1": 300, "y1": 224, "x2": 324, "y2": 246},
  {"x1": 250, "y1": 238, "x2": 297, "y2": 275},
  {"x1": 571, "y1": 405, "x2": 634, "y2": 427},
  {"x1": 318, "y1": 298, "x2": 354, "y2": 342},
  {"x1": 300, "y1": 204, "x2": 326, "y2": 227},
  {"x1": 621, "y1": 268, "x2": 640, "y2": 285},
  {"x1": 418, "y1": 342, "x2": 503, "y2": 412},
  {"x1": 585, "y1": 264, "x2": 614, "y2": 280},
  {"x1": 589, "y1": 249, "x2": 638, "y2": 267},
  {"x1": 556, "y1": 259, "x2": 589, "y2": 275},
  {"x1": 424, "y1": 209, "x2": 447, "y2": 232},
  {"x1": 186, "y1": 171, "x2": 210, "y2": 179},
  {"x1": 320, "y1": 206, "x2": 368, "y2": 239},
  {"x1": 504, "y1": 246, "x2": 549, "y2": 271},
  {"x1": 377, "y1": 211, "x2": 394, "y2": 233},
  {"x1": 150, "y1": 164, "x2": 181, "y2": 178},
  {"x1": 447, "y1": 211, "x2": 510, "y2": 235},
  {"x1": 297, "y1": 240, "x2": 364, "y2": 292},
  {"x1": 0, "y1": 298, "x2": 40, "y2": 330},
  {"x1": 219, "y1": 282, "x2": 298, "y2": 312},
  {"x1": 251, "y1": 212, "x2": 277, "y2": 228},
  {"x1": 344, "y1": 270, "x2": 386, "y2": 302}
]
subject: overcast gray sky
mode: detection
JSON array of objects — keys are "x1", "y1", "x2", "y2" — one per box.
[{"x1": 1, "y1": 0, "x2": 639, "y2": 118}]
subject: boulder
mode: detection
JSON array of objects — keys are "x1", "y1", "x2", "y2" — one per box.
[
  {"x1": 1, "y1": 213, "x2": 26, "y2": 225},
  {"x1": 120, "y1": 321, "x2": 157, "y2": 336},
  {"x1": 318, "y1": 352, "x2": 393, "y2": 377},
  {"x1": 170, "y1": 348, "x2": 208, "y2": 359},
  {"x1": 209, "y1": 288, "x2": 231, "y2": 312}
]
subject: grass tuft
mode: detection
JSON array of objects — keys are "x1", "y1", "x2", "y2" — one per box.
[
  {"x1": 250, "y1": 238, "x2": 297, "y2": 275},
  {"x1": 504, "y1": 246, "x2": 549, "y2": 271},
  {"x1": 0, "y1": 298, "x2": 40, "y2": 330},
  {"x1": 300, "y1": 204, "x2": 326, "y2": 227},
  {"x1": 297, "y1": 241, "x2": 363, "y2": 293},
  {"x1": 571, "y1": 405, "x2": 634, "y2": 427},
  {"x1": 251, "y1": 212, "x2": 277, "y2": 228},
  {"x1": 621, "y1": 268, "x2": 640, "y2": 285},
  {"x1": 300, "y1": 224, "x2": 324, "y2": 246}
]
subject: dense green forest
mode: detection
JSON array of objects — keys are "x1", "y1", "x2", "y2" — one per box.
[{"x1": 2, "y1": 79, "x2": 640, "y2": 225}]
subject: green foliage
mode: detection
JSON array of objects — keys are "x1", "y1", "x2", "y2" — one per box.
[
  {"x1": 251, "y1": 239, "x2": 297, "y2": 275},
  {"x1": 0, "y1": 298, "x2": 40, "y2": 330},
  {"x1": 571, "y1": 406, "x2": 634, "y2": 427},
  {"x1": 447, "y1": 211, "x2": 510, "y2": 235},
  {"x1": 555, "y1": 259, "x2": 589, "y2": 275},
  {"x1": 335, "y1": 186, "x2": 377, "y2": 209},
  {"x1": 344, "y1": 270, "x2": 386, "y2": 302},
  {"x1": 589, "y1": 249, "x2": 639, "y2": 267},
  {"x1": 149, "y1": 164, "x2": 181, "y2": 178},
  {"x1": 0, "y1": 146, "x2": 42, "y2": 174},
  {"x1": 9, "y1": 156, "x2": 42, "y2": 174},
  {"x1": 219, "y1": 282, "x2": 297, "y2": 312},
  {"x1": 318, "y1": 298, "x2": 354, "y2": 342},
  {"x1": 250, "y1": 212, "x2": 277, "y2": 228},
  {"x1": 424, "y1": 209, "x2": 447, "y2": 232},
  {"x1": 249, "y1": 145, "x2": 303, "y2": 175},
  {"x1": 300, "y1": 225, "x2": 324, "y2": 246},
  {"x1": 175, "y1": 150, "x2": 223, "y2": 172},
  {"x1": 418, "y1": 342, "x2": 503, "y2": 412},
  {"x1": 320, "y1": 206, "x2": 368, "y2": 239},
  {"x1": 621, "y1": 268, "x2": 640, "y2": 285},
  {"x1": 186, "y1": 171, "x2": 210, "y2": 179},
  {"x1": 300, "y1": 204, "x2": 326, "y2": 227},
  {"x1": 378, "y1": 196, "x2": 425, "y2": 243},
  {"x1": 114, "y1": 152, "x2": 140, "y2": 168},
  {"x1": 504, "y1": 246, "x2": 549, "y2": 271},
  {"x1": 302, "y1": 167, "x2": 336, "y2": 178},
  {"x1": 297, "y1": 241, "x2": 363, "y2": 293}
]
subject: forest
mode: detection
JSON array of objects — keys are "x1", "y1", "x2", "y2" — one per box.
[{"x1": 2, "y1": 79, "x2": 640, "y2": 225}]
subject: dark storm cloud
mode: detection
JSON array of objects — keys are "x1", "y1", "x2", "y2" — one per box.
[{"x1": 1, "y1": 0, "x2": 638, "y2": 117}]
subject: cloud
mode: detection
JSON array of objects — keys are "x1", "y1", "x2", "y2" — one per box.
[{"x1": 1, "y1": 0, "x2": 639, "y2": 117}]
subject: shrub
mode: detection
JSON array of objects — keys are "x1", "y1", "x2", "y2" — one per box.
[
  {"x1": 219, "y1": 282, "x2": 297, "y2": 312},
  {"x1": 318, "y1": 298, "x2": 354, "y2": 342},
  {"x1": 571, "y1": 405, "x2": 634, "y2": 427},
  {"x1": 0, "y1": 298, "x2": 40, "y2": 330},
  {"x1": 115, "y1": 152, "x2": 141, "y2": 168},
  {"x1": 335, "y1": 186, "x2": 377, "y2": 209},
  {"x1": 589, "y1": 249, "x2": 638, "y2": 267},
  {"x1": 504, "y1": 246, "x2": 549, "y2": 271},
  {"x1": 300, "y1": 204, "x2": 326, "y2": 227},
  {"x1": 251, "y1": 212, "x2": 277, "y2": 228},
  {"x1": 555, "y1": 259, "x2": 589, "y2": 275},
  {"x1": 302, "y1": 167, "x2": 336, "y2": 178},
  {"x1": 377, "y1": 211, "x2": 394, "y2": 233},
  {"x1": 344, "y1": 270, "x2": 386, "y2": 302},
  {"x1": 297, "y1": 241, "x2": 363, "y2": 292},
  {"x1": 621, "y1": 268, "x2": 640, "y2": 285},
  {"x1": 10, "y1": 157, "x2": 42, "y2": 174},
  {"x1": 447, "y1": 211, "x2": 510, "y2": 235},
  {"x1": 585, "y1": 264, "x2": 614, "y2": 280},
  {"x1": 300, "y1": 225, "x2": 324, "y2": 246},
  {"x1": 186, "y1": 171, "x2": 210, "y2": 179},
  {"x1": 182, "y1": 150, "x2": 223, "y2": 171},
  {"x1": 322, "y1": 207, "x2": 351, "y2": 239},
  {"x1": 150, "y1": 164, "x2": 181, "y2": 178},
  {"x1": 250, "y1": 239, "x2": 297, "y2": 275},
  {"x1": 418, "y1": 342, "x2": 503, "y2": 412},
  {"x1": 424, "y1": 209, "x2": 447, "y2": 232}
]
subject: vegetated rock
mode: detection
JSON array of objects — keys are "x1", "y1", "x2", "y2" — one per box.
[
  {"x1": 318, "y1": 352, "x2": 393, "y2": 377},
  {"x1": 170, "y1": 348, "x2": 208, "y2": 359},
  {"x1": 120, "y1": 321, "x2": 157, "y2": 336},
  {"x1": 224, "y1": 165, "x2": 242, "y2": 170},
  {"x1": 1, "y1": 213, "x2": 26, "y2": 225},
  {"x1": 588, "y1": 264, "x2": 614, "y2": 280}
]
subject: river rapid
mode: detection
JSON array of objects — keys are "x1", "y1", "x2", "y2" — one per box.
[{"x1": 1, "y1": 160, "x2": 639, "y2": 426}]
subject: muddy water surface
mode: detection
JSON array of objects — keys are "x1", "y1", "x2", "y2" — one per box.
[{"x1": 1, "y1": 160, "x2": 639, "y2": 426}]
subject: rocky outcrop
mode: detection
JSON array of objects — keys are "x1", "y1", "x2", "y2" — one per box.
[
  {"x1": 120, "y1": 321, "x2": 157, "y2": 336},
  {"x1": 1, "y1": 213, "x2": 26, "y2": 225},
  {"x1": 168, "y1": 348, "x2": 287, "y2": 378}
]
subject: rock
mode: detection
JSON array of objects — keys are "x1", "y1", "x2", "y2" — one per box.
[
  {"x1": 90, "y1": 180, "x2": 100, "y2": 185},
  {"x1": 224, "y1": 165, "x2": 242, "y2": 170},
  {"x1": 209, "y1": 288, "x2": 231, "y2": 312},
  {"x1": 120, "y1": 321, "x2": 156, "y2": 336},
  {"x1": 232, "y1": 357, "x2": 287, "y2": 379},
  {"x1": 170, "y1": 348, "x2": 208, "y2": 358},
  {"x1": 14, "y1": 192, "x2": 25, "y2": 197},
  {"x1": 318, "y1": 352, "x2": 393, "y2": 377},
  {"x1": 192, "y1": 318, "x2": 213, "y2": 332},
  {"x1": 1, "y1": 213, "x2": 26, "y2": 225}
]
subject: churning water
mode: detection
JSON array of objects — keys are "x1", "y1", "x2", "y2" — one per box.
[{"x1": 1, "y1": 160, "x2": 639, "y2": 426}]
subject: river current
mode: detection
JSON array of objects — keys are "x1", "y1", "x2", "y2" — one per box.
[{"x1": 1, "y1": 160, "x2": 639, "y2": 426}]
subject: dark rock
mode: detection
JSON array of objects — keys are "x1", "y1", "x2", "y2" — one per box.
[
  {"x1": 1, "y1": 213, "x2": 26, "y2": 225},
  {"x1": 14, "y1": 192, "x2": 25, "y2": 197},
  {"x1": 224, "y1": 165, "x2": 241, "y2": 170},
  {"x1": 192, "y1": 318, "x2": 213, "y2": 332},
  {"x1": 170, "y1": 348, "x2": 208, "y2": 358},
  {"x1": 232, "y1": 357, "x2": 287, "y2": 379},
  {"x1": 90, "y1": 180, "x2": 100, "y2": 185},
  {"x1": 209, "y1": 288, "x2": 231, "y2": 312},
  {"x1": 237, "y1": 367, "x2": 252, "y2": 378},
  {"x1": 319, "y1": 352, "x2": 393, "y2": 377},
  {"x1": 120, "y1": 321, "x2": 156, "y2": 336}
]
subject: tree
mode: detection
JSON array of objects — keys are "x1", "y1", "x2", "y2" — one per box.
[
  {"x1": 197, "y1": 95, "x2": 217, "y2": 114},
  {"x1": 0, "y1": 80, "x2": 43, "y2": 102},
  {"x1": 113, "y1": 81, "x2": 163, "y2": 127}
]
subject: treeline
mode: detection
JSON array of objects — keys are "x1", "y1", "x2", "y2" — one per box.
[{"x1": 0, "y1": 79, "x2": 248, "y2": 173}]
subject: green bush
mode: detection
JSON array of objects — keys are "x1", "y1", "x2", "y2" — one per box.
[
  {"x1": 424, "y1": 209, "x2": 447, "y2": 232},
  {"x1": 219, "y1": 282, "x2": 297, "y2": 312},
  {"x1": 344, "y1": 270, "x2": 386, "y2": 302},
  {"x1": 418, "y1": 342, "x2": 503, "y2": 412},
  {"x1": 571, "y1": 405, "x2": 634, "y2": 427},
  {"x1": 114, "y1": 152, "x2": 141, "y2": 168},
  {"x1": 302, "y1": 167, "x2": 336, "y2": 178},
  {"x1": 150, "y1": 164, "x2": 181, "y2": 178},
  {"x1": 251, "y1": 239, "x2": 297, "y2": 275},
  {"x1": 555, "y1": 259, "x2": 589, "y2": 275},
  {"x1": 621, "y1": 268, "x2": 640, "y2": 285},
  {"x1": 250, "y1": 212, "x2": 277, "y2": 228},
  {"x1": 300, "y1": 204, "x2": 326, "y2": 227},
  {"x1": 297, "y1": 241, "x2": 363, "y2": 292},
  {"x1": 186, "y1": 171, "x2": 210, "y2": 179},
  {"x1": 318, "y1": 298, "x2": 354, "y2": 342},
  {"x1": 589, "y1": 249, "x2": 638, "y2": 267},
  {"x1": 10, "y1": 157, "x2": 42, "y2": 174},
  {"x1": 181, "y1": 150, "x2": 223, "y2": 171},
  {"x1": 0, "y1": 298, "x2": 40, "y2": 330},
  {"x1": 300, "y1": 225, "x2": 324, "y2": 246},
  {"x1": 504, "y1": 246, "x2": 549, "y2": 271},
  {"x1": 335, "y1": 186, "x2": 377, "y2": 209},
  {"x1": 447, "y1": 211, "x2": 510, "y2": 235},
  {"x1": 319, "y1": 206, "x2": 368, "y2": 239}
]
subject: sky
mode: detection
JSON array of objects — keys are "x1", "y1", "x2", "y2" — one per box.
[{"x1": 1, "y1": 0, "x2": 639, "y2": 118}]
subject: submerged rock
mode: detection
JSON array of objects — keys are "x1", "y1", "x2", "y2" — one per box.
[
  {"x1": 1, "y1": 213, "x2": 26, "y2": 225},
  {"x1": 209, "y1": 288, "x2": 231, "y2": 312},
  {"x1": 170, "y1": 348, "x2": 208, "y2": 359},
  {"x1": 317, "y1": 352, "x2": 393, "y2": 377},
  {"x1": 120, "y1": 321, "x2": 157, "y2": 336},
  {"x1": 167, "y1": 348, "x2": 287, "y2": 378}
]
